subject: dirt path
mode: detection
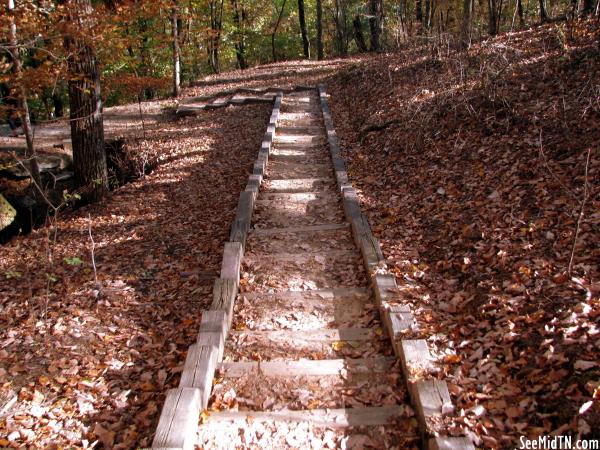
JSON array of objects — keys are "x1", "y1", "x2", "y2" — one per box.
[{"x1": 192, "y1": 91, "x2": 419, "y2": 448}]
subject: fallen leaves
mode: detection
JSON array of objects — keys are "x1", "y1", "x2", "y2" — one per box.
[
  {"x1": 0, "y1": 101, "x2": 270, "y2": 447},
  {"x1": 328, "y1": 19, "x2": 600, "y2": 447}
]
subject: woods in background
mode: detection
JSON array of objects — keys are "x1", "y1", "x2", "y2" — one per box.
[{"x1": 1, "y1": 0, "x2": 598, "y2": 200}]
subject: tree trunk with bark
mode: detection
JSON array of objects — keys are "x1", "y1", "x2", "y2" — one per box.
[
  {"x1": 517, "y1": 0, "x2": 525, "y2": 27},
  {"x1": 7, "y1": 0, "x2": 42, "y2": 191},
  {"x1": 171, "y1": 4, "x2": 181, "y2": 97},
  {"x1": 353, "y1": 14, "x2": 368, "y2": 52},
  {"x1": 333, "y1": 0, "x2": 348, "y2": 55},
  {"x1": 460, "y1": 0, "x2": 473, "y2": 49},
  {"x1": 231, "y1": 0, "x2": 247, "y2": 69},
  {"x1": 368, "y1": 0, "x2": 381, "y2": 51},
  {"x1": 272, "y1": 0, "x2": 287, "y2": 62},
  {"x1": 488, "y1": 0, "x2": 498, "y2": 35},
  {"x1": 297, "y1": 0, "x2": 310, "y2": 58},
  {"x1": 64, "y1": 0, "x2": 108, "y2": 203},
  {"x1": 416, "y1": 0, "x2": 423, "y2": 21},
  {"x1": 316, "y1": 0, "x2": 323, "y2": 59},
  {"x1": 209, "y1": 0, "x2": 224, "y2": 73},
  {"x1": 539, "y1": 0, "x2": 549, "y2": 22}
]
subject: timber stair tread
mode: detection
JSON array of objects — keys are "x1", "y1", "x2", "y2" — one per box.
[
  {"x1": 200, "y1": 405, "x2": 411, "y2": 429},
  {"x1": 249, "y1": 223, "x2": 350, "y2": 234},
  {"x1": 217, "y1": 356, "x2": 396, "y2": 377}
]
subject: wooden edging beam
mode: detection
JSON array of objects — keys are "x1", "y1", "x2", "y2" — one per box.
[
  {"x1": 317, "y1": 84, "x2": 474, "y2": 450},
  {"x1": 152, "y1": 92, "x2": 285, "y2": 449}
]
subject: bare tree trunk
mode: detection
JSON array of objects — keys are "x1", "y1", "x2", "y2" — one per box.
[
  {"x1": 316, "y1": 0, "x2": 323, "y2": 59},
  {"x1": 171, "y1": 4, "x2": 181, "y2": 97},
  {"x1": 353, "y1": 14, "x2": 368, "y2": 52},
  {"x1": 368, "y1": 0, "x2": 381, "y2": 51},
  {"x1": 231, "y1": 0, "x2": 247, "y2": 69},
  {"x1": 460, "y1": 0, "x2": 473, "y2": 49},
  {"x1": 7, "y1": 0, "x2": 41, "y2": 190},
  {"x1": 297, "y1": 0, "x2": 310, "y2": 57},
  {"x1": 272, "y1": 0, "x2": 287, "y2": 62},
  {"x1": 333, "y1": 0, "x2": 348, "y2": 55},
  {"x1": 209, "y1": 0, "x2": 224, "y2": 73},
  {"x1": 517, "y1": 0, "x2": 525, "y2": 26},
  {"x1": 539, "y1": 0, "x2": 549, "y2": 21},
  {"x1": 488, "y1": 0, "x2": 498, "y2": 34},
  {"x1": 64, "y1": 0, "x2": 108, "y2": 203},
  {"x1": 416, "y1": 0, "x2": 423, "y2": 21}
]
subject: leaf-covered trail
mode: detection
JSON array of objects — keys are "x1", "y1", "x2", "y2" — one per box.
[
  {"x1": 0, "y1": 105, "x2": 270, "y2": 448},
  {"x1": 198, "y1": 91, "x2": 419, "y2": 449}
]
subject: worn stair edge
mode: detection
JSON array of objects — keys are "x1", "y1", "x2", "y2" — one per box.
[
  {"x1": 229, "y1": 191, "x2": 255, "y2": 249},
  {"x1": 382, "y1": 307, "x2": 416, "y2": 341},
  {"x1": 238, "y1": 286, "x2": 370, "y2": 300},
  {"x1": 249, "y1": 222, "x2": 350, "y2": 235},
  {"x1": 410, "y1": 380, "x2": 454, "y2": 436},
  {"x1": 152, "y1": 387, "x2": 201, "y2": 450},
  {"x1": 197, "y1": 310, "x2": 228, "y2": 360},
  {"x1": 220, "y1": 242, "x2": 243, "y2": 284},
  {"x1": 218, "y1": 356, "x2": 395, "y2": 378},
  {"x1": 319, "y1": 83, "x2": 470, "y2": 446},
  {"x1": 179, "y1": 344, "x2": 220, "y2": 409},
  {"x1": 200, "y1": 405, "x2": 410, "y2": 429},
  {"x1": 229, "y1": 327, "x2": 375, "y2": 343},
  {"x1": 396, "y1": 339, "x2": 435, "y2": 382},
  {"x1": 210, "y1": 278, "x2": 237, "y2": 330}
]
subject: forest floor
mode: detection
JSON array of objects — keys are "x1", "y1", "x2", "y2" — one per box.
[{"x1": 0, "y1": 18, "x2": 598, "y2": 449}]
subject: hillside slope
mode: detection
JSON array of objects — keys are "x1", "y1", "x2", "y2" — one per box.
[{"x1": 327, "y1": 20, "x2": 599, "y2": 447}]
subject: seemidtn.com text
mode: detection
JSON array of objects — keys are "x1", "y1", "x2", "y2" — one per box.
[{"x1": 519, "y1": 436, "x2": 600, "y2": 450}]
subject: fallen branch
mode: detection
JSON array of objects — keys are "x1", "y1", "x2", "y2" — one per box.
[{"x1": 568, "y1": 148, "x2": 592, "y2": 276}]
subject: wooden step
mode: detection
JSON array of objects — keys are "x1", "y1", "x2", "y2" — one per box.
[
  {"x1": 239, "y1": 287, "x2": 370, "y2": 301},
  {"x1": 274, "y1": 134, "x2": 324, "y2": 145},
  {"x1": 256, "y1": 192, "x2": 338, "y2": 203},
  {"x1": 244, "y1": 250, "x2": 356, "y2": 263},
  {"x1": 218, "y1": 356, "x2": 395, "y2": 378},
  {"x1": 276, "y1": 125, "x2": 323, "y2": 134},
  {"x1": 225, "y1": 325, "x2": 386, "y2": 361},
  {"x1": 264, "y1": 178, "x2": 333, "y2": 193},
  {"x1": 232, "y1": 288, "x2": 373, "y2": 331},
  {"x1": 201, "y1": 404, "x2": 411, "y2": 429},
  {"x1": 230, "y1": 327, "x2": 374, "y2": 342},
  {"x1": 249, "y1": 223, "x2": 349, "y2": 235}
]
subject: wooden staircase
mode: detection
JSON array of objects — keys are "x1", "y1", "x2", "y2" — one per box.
[{"x1": 152, "y1": 88, "x2": 475, "y2": 450}]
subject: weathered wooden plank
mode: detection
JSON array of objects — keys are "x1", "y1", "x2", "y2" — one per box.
[
  {"x1": 197, "y1": 310, "x2": 228, "y2": 360},
  {"x1": 250, "y1": 222, "x2": 349, "y2": 235},
  {"x1": 220, "y1": 242, "x2": 243, "y2": 284},
  {"x1": 229, "y1": 191, "x2": 255, "y2": 249},
  {"x1": 353, "y1": 213, "x2": 385, "y2": 271},
  {"x1": 229, "y1": 327, "x2": 374, "y2": 343},
  {"x1": 265, "y1": 177, "x2": 331, "y2": 192},
  {"x1": 411, "y1": 380, "x2": 454, "y2": 434},
  {"x1": 218, "y1": 356, "x2": 395, "y2": 378},
  {"x1": 252, "y1": 161, "x2": 264, "y2": 176},
  {"x1": 179, "y1": 344, "x2": 219, "y2": 409},
  {"x1": 382, "y1": 307, "x2": 415, "y2": 342},
  {"x1": 398, "y1": 339, "x2": 434, "y2": 380},
  {"x1": 152, "y1": 387, "x2": 201, "y2": 450},
  {"x1": 428, "y1": 437, "x2": 476, "y2": 450},
  {"x1": 244, "y1": 249, "x2": 355, "y2": 263},
  {"x1": 201, "y1": 405, "x2": 410, "y2": 429},
  {"x1": 256, "y1": 191, "x2": 338, "y2": 203},
  {"x1": 239, "y1": 287, "x2": 370, "y2": 301},
  {"x1": 210, "y1": 278, "x2": 237, "y2": 330},
  {"x1": 373, "y1": 273, "x2": 398, "y2": 306}
]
